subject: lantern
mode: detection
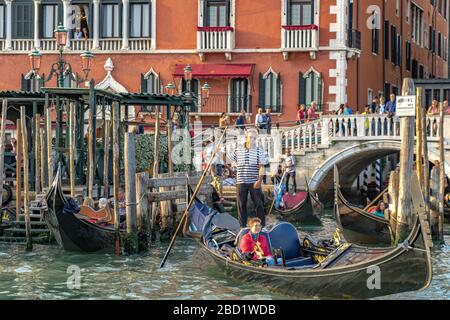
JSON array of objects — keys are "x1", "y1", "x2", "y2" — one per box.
[
  {"x1": 28, "y1": 49, "x2": 42, "y2": 73},
  {"x1": 201, "y1": 82, "x2": 211, "y2": 100},
  {"x1": 54, "y1": 23, "x2": 68, "y2": 47},
  {"x1": 166, "y1": 82, "x2": 176, "y2": 95},
  {"x1": 80, "y1": 51, "x2": 94, "y2": 74},
  {"x1": 184, "y1": 64, "x2": 193, "y2": 81}
]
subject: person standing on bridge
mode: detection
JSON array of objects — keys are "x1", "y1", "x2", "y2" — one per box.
[
  {"x1": 307, "y1": 102, "x2": 317, "y2": 122},
  {"x1": 228, "y1": 128, "x2": 268, "y2": 227},
  {"x1": 444, "y1": 100, "x2": 450, "y2": 114},
  {"x1": 296, "y1": 104, "x2": 306, "y2": 124},
  {"x1": 343, "y1": 103, "x2": 353, "y2": 115}
]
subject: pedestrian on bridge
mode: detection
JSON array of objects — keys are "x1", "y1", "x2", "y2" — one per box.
[{"x1": 296, "y1": 104, "x2": 306, "y2": 124}]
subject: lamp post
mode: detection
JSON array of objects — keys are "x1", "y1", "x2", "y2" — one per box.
[{"x1": 28, "y1": 23, "x2": 94, "y2": 88}]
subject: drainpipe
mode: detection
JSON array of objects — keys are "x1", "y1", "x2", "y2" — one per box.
[
  {"x1": 382, "y1": 0, "x2": 386, "y2": 97},
  {"x1": 356, "y1": 0, "x2": 360, "y2": 112}
]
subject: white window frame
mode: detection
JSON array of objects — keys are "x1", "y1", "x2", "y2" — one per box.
[
  {"x1": 0, "y1": 5, "x2": 4, "y2": 38},
  {"x1": 42, "y1": 4, "x2": 59, "y2": 39},
  {"x1": 102, "y1": 3, "x2": 120, "y2": 38},
  {"x1": 143, "y1": 67, "x2": 161, "y2": 94},
  {"x1": 198, "y1": 0, "x2": 235, "y2": 28},
  {"x1": 129, "y1": 2, "x2": 151, "y2": 38}
]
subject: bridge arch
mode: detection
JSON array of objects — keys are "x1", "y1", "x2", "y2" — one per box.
[{"x1": 309, "y1": 140, "x2": 449, "y2": 196}]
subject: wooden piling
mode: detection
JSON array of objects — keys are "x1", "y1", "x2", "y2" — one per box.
[
  {"x1": 20, "y1": 106, "x2": 32, "y2": 251},
  {"x1": 34, "y1": 115, "x2": 41, "y2": 195},
  {"x1": 87, "y1": 100, "x2": 94, "y2": 199},
  {"x1": 437, "y1": 103, "x2": 445, "y2": 242},
  {"x1": 388, "y1": 169, "x2": 399, "y2": 239},
  {"x1": 395, "y1": 78, "x2": 415, "y2": 244},
  {"x1": 160, "y1": 104, "x2": 173, "y2": 235},
  {"x1": 421, "y1": 109, "x2": 430, "y2": 209},
  {"x1": 112, "y1": 101, "x2": 121, "y2": 255},
  {"x1": 0, "y1": 99, "x2": 7, "y2": 208},
  {"x1": 40, "y1": 126, "x2": 46, "y2": 190},
  {"x1": 415, "y1": 90, "x2": 423, "y2": 190},
  {"x1": 15, "y1": 119, "x2": 22, "y2": 221},
  {"x1": 45, "y1": 94, "x2": 53, "y2": 187},
  {"x1": 124, "y1": 132, "x2": 138, "y2": 254},
  {"x1": 136, "y1": 172, "x2": 150, "y2": 250},
  {"x1": 103, "y1": 120, "x2": 110, "y2": 198},
  {"x1": 151, "y1": 106, "x2": 161, "y2": 240},
  {"x1": 69, "y1": 103, "x2": 75, "y2": 197}
]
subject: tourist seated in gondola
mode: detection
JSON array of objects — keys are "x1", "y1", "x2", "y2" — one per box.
[
  {"x1": 372, "y1": 201, "x2": 386, "y2": 219},
  {"x1": 239, "y1": 217, "x2": 281, "y2": 266}
]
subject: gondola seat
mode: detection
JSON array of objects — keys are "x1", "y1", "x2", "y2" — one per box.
[{"x1": 268, "y1": 222, "x2": 314, "y2": 267}]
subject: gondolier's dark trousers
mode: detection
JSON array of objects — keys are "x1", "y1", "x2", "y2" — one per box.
[
  {"x1": 236, "y1": 183, "x2": 265, "y2": 228},
  {"x1": 285, "y1": 172, "x2": 296, "y2": 193}
]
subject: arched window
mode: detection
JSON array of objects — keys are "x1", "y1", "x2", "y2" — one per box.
[
  {"x1": 141, "y1": 68, "x2": 161, "y2": 94},
  {"x1": 259, "y1": 68, "x2": 281, "y2": 113},
  {"x1": 21, "y1": 72, "x2": 45, "y2": 92},
  {"x1": 299, "y1": 69, "x2": 323, "y2": 111}
]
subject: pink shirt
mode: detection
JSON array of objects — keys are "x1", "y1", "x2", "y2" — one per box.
[{"x1": 307, "y1": 108, "x2": 316, "y2": 121}]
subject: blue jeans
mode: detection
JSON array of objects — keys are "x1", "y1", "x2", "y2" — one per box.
[{"x1": 266, "y1": 257, "x2": 283, "y2": 266}]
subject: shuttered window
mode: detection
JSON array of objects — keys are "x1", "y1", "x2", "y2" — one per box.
[
  {"x1": 390, "y1": 25, "x2": 396, "y2": 64},
  {"x1": 205, "y1": 0, "x2": 230, "y2": 27},
  {"x1": 259, "y1": 71, "x2": 281, "y2": 113},
  {"x1": 13, "y1": 3, "x2": 33, "y2": 39},
  {"x1": 102, "y1": 4, "x2": 120, "y2": 38},
  {"x1": 298, "y1": 71, "x2": 323, "y2": 111},
  {"x1": 371, "y1": 11, "x2": 379, "y2": 54},
  {"x1": 288, "y1": 0, "x2": 313, "y2": 25},
  {"x1": 406, "y1": 41, "x2": 411, "y2": 71},
  {"x1": 0, "y1": 5, "x2": 4, "y2": 38},
  {"x1": 230, "y1": 78, "x2": 249, "y2": 113},
  {"x1": 384, "y1": 20, "x2": 389, "y2": 59},
  {"x1": 141, "y1": 72, "x2": 160, "y2": 94},
  {"x1": 130, "y1": 3, "x2": 150, "y2": 38},
  {"x1": 42, "y1": 4, "x2": 59, "y2": 38},
  {"x1": 21, "y1": 73, "x2": 45, "y2": 92}
]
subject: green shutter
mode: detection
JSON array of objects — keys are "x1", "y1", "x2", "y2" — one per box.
[
  {"x1": 276, "y1": 73, "x2": 281, "y2": 113},
  {"x1": 226, "y1": 0, "x2": 231, "y2": 26},
  {"x1": 156, "y1": 73, "x2": 161, "y2": 94},
  {"x1": 258, "y1": 72, "x2": 265, "y2": 107},
  {"x1": 141, "y1": 74, "x2": 147, "y2": 93},
  {"x1": 317, "y1": 73, "x2": 323, "y2": 111},
  {"x1": 299, "y1": 72, "x2": 306, "y2": 105}
]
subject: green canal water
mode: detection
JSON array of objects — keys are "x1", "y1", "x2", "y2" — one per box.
[{"x1": 0, "y1": 213, "x2": 448, "y2": 300}]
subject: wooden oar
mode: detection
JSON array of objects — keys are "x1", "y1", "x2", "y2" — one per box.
[
  {"x1": 268, "y1": 169, "x2": 287, "y2": 216},
  {"x1": 159, "y1": 127, "x2": 228, "y2": 268},
  {"x1": 363, "y1": 186, "x2": 389, "y2": 211}
]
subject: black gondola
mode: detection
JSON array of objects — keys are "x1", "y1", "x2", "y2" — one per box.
[
  {"x1": 268, "y1": 190, "x2": 323, "y2": 222},
  {"x1": 184, "y1": 185, "x2": 433, "y2": 299},
  {"x1": 334, "y1": 166, "x2": 393, "y2": 246},
  {"x1": 43, "y1": 167, "x2": 120, "y2": 252}
]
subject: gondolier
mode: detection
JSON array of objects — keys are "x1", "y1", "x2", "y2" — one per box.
[{"x1": 228, "y1": 128, "x2": 268, "y2": 227}]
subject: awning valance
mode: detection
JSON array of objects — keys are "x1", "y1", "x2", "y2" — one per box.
[{"x1": 173, "y1": 64, "x2": 254, "y2": 78}]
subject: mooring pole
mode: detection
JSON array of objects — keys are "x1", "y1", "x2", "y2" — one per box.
[
  {"x1": 136, "y1": 172, "x2": 150, "y2": 250},
  {"x1": 34, "y1": 114, "x2": 41, "y2": 195},
  {"x1": 40, "y1": 125, "x2": 46, "y2": 190},
  {"x1": 69, "y1": 102, "x2": 75, "y2": 198},
  {"x1": 45, "y1": 94, "x2": 53, "y2": 187},
  {"x1": 15, "y1": 119, "x2": 22, "y2": 221},
  {"x1": 103, "y1": 120, "x2": 110, "y2": 198},
  {"x1": 0, "y1": 99, "x2": 7, "y2": 208},
  {"x1": 87, "y1": 84, "x2": 95, "y2": 199},
  {"x1": 20, "y1": 106, "x2": 32, "y2": 251},
  {"x1": 112, "y1": 100, "x2": 121, "y2": 255},
  {"x1": 124, "y1": 132, "x2": 138, "y2": 254},
  {"x1": 437, "y1": 102, "x2": 445, "y2": 243},
  {"x1": 415, "y1": 89, "x2": 423, "y2": 190},
  {"x1": 151, "y1": 105, "x2": 161, "y2": 240},
  {"x1": 395, "y1": 78, "x2": 415, "y2": 244}
]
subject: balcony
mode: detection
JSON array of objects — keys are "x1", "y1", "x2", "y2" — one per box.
[
  {"x1": 0, "y1": 38, "x2": 153, "y2": 53},
  {"x1": 196, "y1": 27, "x2": 234, "y2": 61},
  {"x1": 192, "y1": 94, "x2": 252, "y2": 115},
  {"x1": 281, "y1": 25, "x2": 319, "y2": 60}
]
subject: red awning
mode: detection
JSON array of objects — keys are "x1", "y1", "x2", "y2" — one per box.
[{"x1": 173, "y1": 64, "x2": 254, "y2": 78}]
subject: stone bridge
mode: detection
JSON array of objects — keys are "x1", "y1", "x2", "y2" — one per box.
[{"x1": 193, "y1": 114, "x2": 449, "y2": 204}]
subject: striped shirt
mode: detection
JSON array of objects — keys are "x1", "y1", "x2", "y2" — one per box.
[{"x1": 228, "y1": 146, "x2": 268, "y2": 184}]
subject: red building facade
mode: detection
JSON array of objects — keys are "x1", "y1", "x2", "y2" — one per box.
[{"x1": 0, "y1": 0, "x2": 448, "y2": 124}]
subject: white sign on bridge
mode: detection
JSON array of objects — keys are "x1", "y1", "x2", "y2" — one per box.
[{"x1": 396, "y1": 95, "x2": 416, "y2": 117}]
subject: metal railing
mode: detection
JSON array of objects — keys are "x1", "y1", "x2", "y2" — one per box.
[{"x1": 201, "y1": 94, "x2": 252, "y2": 113}]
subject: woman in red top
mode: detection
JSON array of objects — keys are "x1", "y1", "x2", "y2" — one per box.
[
  {"x1": 296, "y1": 104, "x2": 306, "y2": 125},
  {"x1": 239, "y1": 217, "x2": 281, "y2": 266}
]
